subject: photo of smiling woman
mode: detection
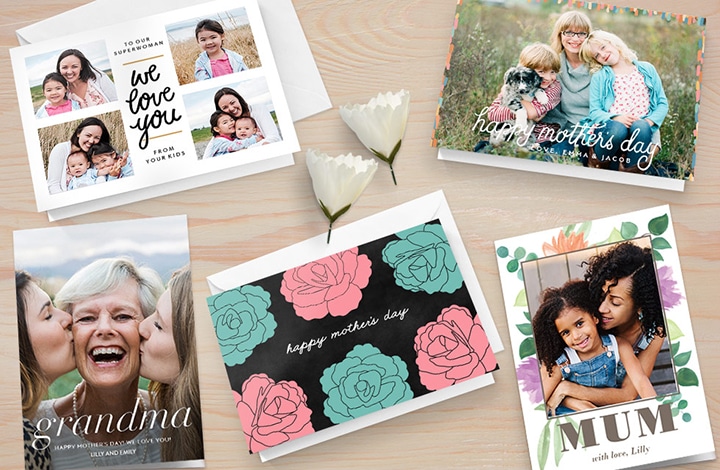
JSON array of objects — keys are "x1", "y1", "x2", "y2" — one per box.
[
  {"x1": 139, "y1": 265, "x2": 204, "y2": 461},
  {"x1": 41, "y1": 111, "x2": 131, "y2": 195},
  {"x1": 523, "y1": 237, "x2": 676, "y2": 417},
  {"x1": 13, "y1": 215, "x2": 203, "y2": 470},
  {"x1": 16, "y1": 271, "x2": 75, "y2": 470}
]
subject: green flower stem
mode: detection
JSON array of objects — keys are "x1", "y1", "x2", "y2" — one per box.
[
  {"x1": 319, "y1": 200, "x2": 352, "y2": 244},
  {"x1": 371, "y1": 139, "x2": 402, "y2": 186}
]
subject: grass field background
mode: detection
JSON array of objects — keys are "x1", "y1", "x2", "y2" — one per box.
[{"x1": 434, "y1": 0, "x2": 704, "y2": 178}]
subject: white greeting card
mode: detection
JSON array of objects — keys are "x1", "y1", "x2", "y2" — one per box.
[
  {"x1": 495, "y1": 206, "x2": 714, "y2": 469},
  {"x1": 11, "y1": 0, "x2": 299, "y2": 219}
]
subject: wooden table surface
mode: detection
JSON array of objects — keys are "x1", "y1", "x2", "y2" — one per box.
[{"x1": 0, "y1": 0, "x2": 718, "y2": 468}]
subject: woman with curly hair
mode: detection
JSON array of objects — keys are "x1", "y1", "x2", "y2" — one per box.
[
  {"x1": 542, "y1": 241, "x2": 668, "y2": 412},
  {"x1": 532, "y1": 279, "x2": 654, "y2": 416}
]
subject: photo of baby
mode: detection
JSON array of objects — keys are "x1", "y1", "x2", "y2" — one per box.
[
  {"x1": 38, "y1": 111, "x2": 133, "y2": 194},
  {"x1": 183, "y1": 77, "x2": 281, "y2": 159}
]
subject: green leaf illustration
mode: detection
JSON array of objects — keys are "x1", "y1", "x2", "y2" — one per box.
[
  {"x1": 577, "y1": 221, "x2": 592, "y2": 239},
  {"x1": 514, "y1": 289, "x2": 528, "y2": 307},
  {"x1": 519, "y1": 337, "x2": 537, "y2": 359},
  {"x1": 648, "y1": 213, "x2": 669, "y2": 236},
  {"x1": 677, "y1": 368, "x2": 699, "y2": 387},
  {"x1": 652, "y1": 236, "x2": 672, "y2": 250},
  {"x1": 620, "y1": 221, "x2": 639, "y2": 239},
  {"x1": 674, "y1": 351, "x2": 692, "y2": 367},
  {"x1": 666, "y1": 318, "x2": 684, "y2": 341},
  {"x1": 497, "y1": 246, "x2": 509, "y2": 258},
  {"x1": 524, "y1": 310, "x2": 531, "y2": 322},
  {"x1": 538, "y1": 421, "x2": 551, "y2": 470},
  {"x1": 514, "y1": 246, "x2": 527, "y2": 259},
  {"x1": 670, "y1": 341, "x2": 680, "y2": 357},
  {"x1": 517, "y1": 323, "x2": 533, "y2": 336},
  {"x1": 653, "y1": 250, "x2": 664, "y2": 262},
  {"x1": 507, "y1": 258, "x2": 519, "y2": 273}
]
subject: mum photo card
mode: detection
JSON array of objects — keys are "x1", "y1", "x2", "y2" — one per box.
[
  {"x1": 433, "y1": 0, "x2": 706, "y2": 191},
  {"x1": 206, "y1": 191, "x2": 503, "y2": 461},
  {"x1": 495, "y1": 206, "x2": 714, "y2": 469},
  {"x1": 11, "y1": 0, "x2": 299, "y2": 219}
]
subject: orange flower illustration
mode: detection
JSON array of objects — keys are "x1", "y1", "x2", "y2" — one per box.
[{"x1": 542, "y1": 230, "x2": 588, "y2": 256}]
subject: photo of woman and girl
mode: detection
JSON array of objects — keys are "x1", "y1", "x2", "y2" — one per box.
[
  {"x1": 16, "y1": 258, "x2": 203, "y2": 469},
  {"x1": 435, "y1": 1, "x2": 699, "y2": 180},
  {"x1": 45, "y1": 116, "x2": 133, "y2": 194},
  {"x1": 33, "y1": 46, "x2": 117, "y2": 119},
  {"x1": 530, "y1": 240, "x2": 675, "y2": 417}
]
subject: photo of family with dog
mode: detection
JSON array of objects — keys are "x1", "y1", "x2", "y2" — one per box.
[
  {"x1": 434, "y1": 0, "x2": 704, "y2": 181},
  {"x1": 522, "y1": 238, "x2": 677, "y2": 417}
]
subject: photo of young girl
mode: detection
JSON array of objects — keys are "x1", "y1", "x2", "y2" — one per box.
[
  {"x1": 34, "y1": 73, "x2": 81, "y2": 119},
  {"x1": 522, "y1": 237, "x2": 677, "y2": 418},
  {"x1": 578, "y1": 30, "x2": 668, "y2": 173},
  {"x1": 183, "y1": 77, "x2": 280, "y2": 160},
  {"x1": 532, "y1": 279, "x2": 656, "y2": 416},
  {"x1": 167, "y1": 8, "x2": 260, "y2": 86},
  {"x1": 434, "y1": 0, "x2": 704, "y2": 183},
  {"x1": 24, "y1": 41, "x2": 116, "y2": 119}
]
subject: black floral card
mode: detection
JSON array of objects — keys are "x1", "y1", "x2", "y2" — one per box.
[
  {"x1": 433, "y1": 0, "x2": 706, "y2": 191},
  {"x1": 205, "y1": 191, "x2": 502, "y2": 461}
]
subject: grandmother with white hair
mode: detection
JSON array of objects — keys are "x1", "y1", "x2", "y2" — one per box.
[{"x1": 32, "y1": 257, "x2": 165, "y2": 469}]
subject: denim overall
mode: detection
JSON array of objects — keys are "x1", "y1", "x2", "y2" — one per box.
[{"x1": 553, "y1": 334, "x2": 627, "y2": 416}]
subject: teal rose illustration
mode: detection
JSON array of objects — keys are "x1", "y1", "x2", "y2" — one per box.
[
  {"x1": 207, "y1": 285, "x2": 277, "y2": 366},
  {"x1": 320, "y1": 344, "x2": 413, "y2": 424},
  {"x1": 382, "y1": 223, "x2": 463, "y2": 294}
]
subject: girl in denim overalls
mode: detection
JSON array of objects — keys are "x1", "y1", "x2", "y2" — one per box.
[{"x1": 533, "y1": 280, "x2": 656, "y2": 417}]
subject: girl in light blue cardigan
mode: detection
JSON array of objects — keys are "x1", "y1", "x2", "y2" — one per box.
[
  {"x1": 579, "y1": 30, "x2": 668, "y2": 172},
  {"x1": 194, "y1": 19, "x2": 248, "y2": 81}
]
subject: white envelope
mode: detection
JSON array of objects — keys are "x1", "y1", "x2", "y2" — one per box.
[
  {"x1": 16, "y1": 0, "x2": 331, "y2": 123},
  {"x1": 207, "y1": 190, "x2": 504, "y2": 461},
  {"x1": 17, "y1": 0, "x2": 331, "y2": 221}
]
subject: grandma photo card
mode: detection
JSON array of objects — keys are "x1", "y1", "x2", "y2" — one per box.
[
  {"x1": 434, "y1": 0, "x2": 706, "y2": 191},
  {"x1": 11, "y1": 0, "x2": 299, "y2": 219},
  {"x1": 495, "y1": 206, "x2": 714, "y2": 469},
  {"x1": 206, "y1": 191, "x2": 503, "y2": 461}
]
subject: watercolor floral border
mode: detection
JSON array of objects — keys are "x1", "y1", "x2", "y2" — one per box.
[{"x1": 495, "y1": 207, "x2": 703, "y2": 469}]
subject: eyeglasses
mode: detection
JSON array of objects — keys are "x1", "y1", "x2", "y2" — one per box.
[{"x1": 562, "y1": 31, "x2": 588, "y2": 39}]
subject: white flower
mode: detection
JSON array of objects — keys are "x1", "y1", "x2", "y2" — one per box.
[
  {"x1": 306, "y1": 149, "x2": 378, "y2": 242},
  {"x1": 339, "y1": 90, "x2": 410, "y2": 184}
]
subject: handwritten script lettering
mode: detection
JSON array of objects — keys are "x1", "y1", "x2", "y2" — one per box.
[{"x1": 126, "y1": 64, "x2": 182, "y2": 149}]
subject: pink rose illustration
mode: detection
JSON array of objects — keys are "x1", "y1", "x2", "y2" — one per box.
[
  {"x1": 234, "y1": 374, "x2": 314, "y2": 453},
  {"x1": 414, "y1": 305, "x2": 497, "y2": 391},
  {"x1": 280, "y1": 247, "x2": 372, "y2": 320}
]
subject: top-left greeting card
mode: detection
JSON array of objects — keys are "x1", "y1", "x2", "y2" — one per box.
[{"x1": 11, "y1": 0, "x2": 299, "y2": 220}]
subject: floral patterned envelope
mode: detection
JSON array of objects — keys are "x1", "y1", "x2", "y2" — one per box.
[
  {"x1": 495, "y1": 206, "x2": 715, "y2": 469},
  {"x1": 206, "y1": 191, "x2": 502, "y2": 461}
]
